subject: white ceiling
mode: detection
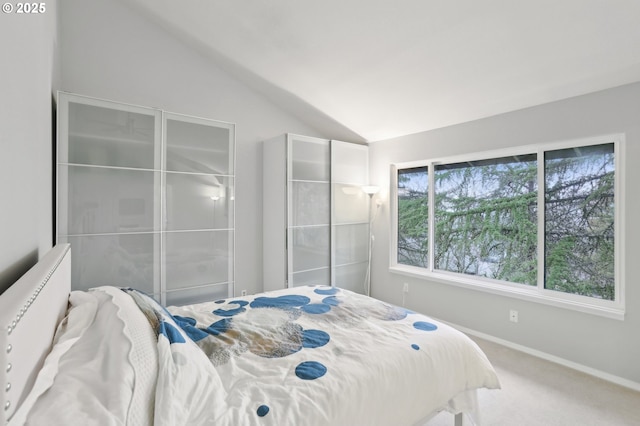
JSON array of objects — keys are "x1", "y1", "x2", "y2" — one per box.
[{"x1": 124, "y1": 0, "x2": 640, "y2": 142}]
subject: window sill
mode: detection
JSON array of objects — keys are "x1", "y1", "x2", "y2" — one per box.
[{"x1": 389, "y1": 265, "x2": 625, "y2": 321}]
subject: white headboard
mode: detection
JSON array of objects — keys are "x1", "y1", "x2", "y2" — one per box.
[{"x1": 0, "y1": 244, "x2": 70, "y2": 424}]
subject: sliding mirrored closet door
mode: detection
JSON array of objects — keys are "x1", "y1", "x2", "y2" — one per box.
[{"x1": 57, "y1": 92, "x2": 235, "y2": 305}]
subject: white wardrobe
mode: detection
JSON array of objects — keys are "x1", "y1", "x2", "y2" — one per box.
[
  {"x1": 263, "y1": 134, "x2": 370, "y2": 294},
  {"x1": 56, "y1": 92, "x2": 235, "y2": 305}
]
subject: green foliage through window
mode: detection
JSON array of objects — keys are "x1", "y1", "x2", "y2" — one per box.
[
  {"x1": 395, "y1": 142, "x2": 616, "y2": 301},
  {"x1": 434, "y1": 155, "x2": 537, "y2": 285},
  {"x1": 544, "y1": 144, "x2": 615, "y2": 299},
  {"x1": 397, "y1": 167, "x2": 429, "y2": 267}
]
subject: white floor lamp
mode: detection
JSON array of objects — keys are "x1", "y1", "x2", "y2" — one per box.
[{"x1": 362, "y1": 185, "x2": 381, "y2": 296}]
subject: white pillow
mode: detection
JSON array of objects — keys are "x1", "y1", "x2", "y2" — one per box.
[{"x1": 9, "y1": 287, "x2": 157, "y2": 426}]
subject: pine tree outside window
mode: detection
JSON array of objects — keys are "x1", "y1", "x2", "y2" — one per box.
[
  {"x1": 390, "y1": 136, "x2": 624, "y2": 319},
  {"x1": 397, "y1": 167, "x2": 429, "y2": 268},
  {"x1": 434, "y1": 155, "x2": 537, "y2": 285},
  {"x1": 544, "y1": 144, "x2": 615, "y2": 300}
]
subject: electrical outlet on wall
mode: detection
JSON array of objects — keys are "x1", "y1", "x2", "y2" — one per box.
[
  {"x1": 509, "y1": 309, "x2": 519, "y2": 323},
  {"x1": 241, "y1": 290, "x2": 247, "y2": 296}
]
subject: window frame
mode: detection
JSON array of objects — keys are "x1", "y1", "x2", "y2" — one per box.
[{"x1": 389, "y1": 134, "x2": 625, "y2": 320}]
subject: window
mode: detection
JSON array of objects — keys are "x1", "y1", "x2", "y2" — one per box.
[
  {"x1": 434, "y1": 155, "x2": 538, "y2": 285},
  {"x1": 544, "y1": 144, "x2": 615, "y2": 300},
  {"x1": 391, "y1": 136, "x2": 623, "y2": 319},
  {"x1": 397, "y1": 167, "x2": 429, "y2": 268}
]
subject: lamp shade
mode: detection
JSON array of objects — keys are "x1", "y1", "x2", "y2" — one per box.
[{"x1": 362, "y1": 185, "x2": 380, "y2": 195}]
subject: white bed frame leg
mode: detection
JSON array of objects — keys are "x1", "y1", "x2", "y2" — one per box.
[{"x1": 454, "y1": 412, "x2": 463, "y2": 426}]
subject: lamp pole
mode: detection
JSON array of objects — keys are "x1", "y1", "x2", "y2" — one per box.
[{"x1": 362, "y1": 186, "x2": 380, "y2": 296}]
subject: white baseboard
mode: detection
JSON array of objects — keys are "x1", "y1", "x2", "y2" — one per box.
[{"x1": 445, "y1": 321, "x2": 640, "y2": 393}]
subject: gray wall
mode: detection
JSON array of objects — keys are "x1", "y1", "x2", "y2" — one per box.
[
  {"x1": 369, "y1": 82, "x2": 640, "y2": 385},
  {"x1": 0, "y1": 1, "x2": 59, "y2": 293},
  {"x1": 58, "y1": 0, "x2": 327, "y2": 296}
]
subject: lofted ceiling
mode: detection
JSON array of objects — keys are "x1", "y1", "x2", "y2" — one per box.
[{"x1": 123, "y1": 0, "x2": 640, "y2": 142}]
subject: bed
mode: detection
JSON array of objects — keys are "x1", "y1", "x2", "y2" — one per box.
[{"x1": 1, "y1": 244, "x2": 500, "y2": 425}]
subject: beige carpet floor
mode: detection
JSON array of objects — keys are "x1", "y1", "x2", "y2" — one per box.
[{"x1": 426, "y1": 336, "x2": 640, "y2": 426}]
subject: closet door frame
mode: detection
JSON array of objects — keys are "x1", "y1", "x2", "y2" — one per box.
[
  {"x1": 57, "y1": 92, "x2": 235, "y2": 304},
  {"x1": 330, "y1": 140, "x2": 370, "y2": 294},
  {"x1": 161, "y1": 111, "x2": 236, "y2": 305},
  {"x1": 57, "y1": 92, "x2": 163, "y2": 298},
  {"x1": 286, "y1": 134, "x2": 331, "y2": 288}
]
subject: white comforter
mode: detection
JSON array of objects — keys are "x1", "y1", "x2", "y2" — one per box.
[{"x1": 12, "y1": 286, "x2": 500, "y2": 426}]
